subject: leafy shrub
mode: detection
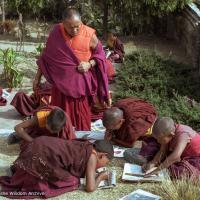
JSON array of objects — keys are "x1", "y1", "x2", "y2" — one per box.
[
  {"x1": 1, "y1": 48, "x2": 23, "y2": 88},
  {"x1": 115, "y1": 50, "x2": 200, "y2": 129}
]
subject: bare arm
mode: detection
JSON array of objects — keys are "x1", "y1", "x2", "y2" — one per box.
[
  {"x1": 85, "y1": 154, "x2": 108, "y2": 192},
  {"x1": 145, "y1": 134, "x2": 189, "y2": 175},
  {"x1": 151, "y1": 143, "x2": 168, "y2": 165},
  {"x1": 14, "y1": 117, "x2": 38, "y2": 142},
  {"x1": 33, "y1": 68, "x2": 42, "y2": 91}
]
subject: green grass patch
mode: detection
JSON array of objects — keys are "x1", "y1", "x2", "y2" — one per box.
[{"x1": 115, "y1": 50, "x2": 200, "y2": 130}]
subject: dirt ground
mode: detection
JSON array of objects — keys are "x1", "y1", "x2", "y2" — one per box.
[{"x1": 0, "y1": 33, "x2": 192, "y2": 200}]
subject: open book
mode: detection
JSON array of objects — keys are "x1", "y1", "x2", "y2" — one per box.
[
  {"x1": 122, "y1": 163, "x2": 167, "y2": 182},
  {"x1": 119, "y1": 189, "x2": 161, "y2": 200},
  {"x1": 80, "y1": 168, "x2": 116, "y2": 189}
]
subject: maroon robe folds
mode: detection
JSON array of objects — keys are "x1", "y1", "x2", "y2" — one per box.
[
  {"x1": 37, "y1": 24, "x2": 109, "y2": 131},
  {"x1": 0, "y1": 136, "x2": 93, "y2": 199},
  {"x1": 10, "y1": 82, "x2": 52, "y2": 116},
  {"x1": 113, "y1": 98, "x2": 157, "y2": 147},
  {"x1": 0, "y1": 87, "x2": 7, "y2": 106}
]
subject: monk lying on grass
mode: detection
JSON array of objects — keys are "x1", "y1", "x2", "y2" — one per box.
[
  {"x1": 142, "y1": 117, "x2": 200, "y2": 180},
  {"x1": 8, "y1": 105, "x2": 76, "y2": 148},
  {"x1": 0, "y1": 137, "x2": 114, "y2": 198}
]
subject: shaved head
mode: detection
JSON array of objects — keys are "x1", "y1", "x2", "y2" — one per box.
[
  {"x1": 62, "y1": 8, "x2": 81, "y2": 21},
  {"x1": 153, "y1": 117, "x2": 175, "y2": 137},
  {"x1": 103, "y1": 107, "x2": 124, "y2": 129}
]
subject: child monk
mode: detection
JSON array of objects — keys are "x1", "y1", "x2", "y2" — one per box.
[
  {"x1": 8, "y1": 105, "x2": 76, "y2": 147},
  {"x1": 143, "y1": 117, "x2": 200, "y2": 180},
  {"x1": 0, "y1": 137, "x2": 114, "y2": 198},
  {"x1": 106, "y1": 29, "x2": 125, "y2": 63}
]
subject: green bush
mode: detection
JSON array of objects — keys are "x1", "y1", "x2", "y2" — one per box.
[
  {"x1": 115, "y1": 50, "x2": 200, "y2": 129},
  {"x1": 1, "y1": 48, "x2": 23, "y2": 88}
]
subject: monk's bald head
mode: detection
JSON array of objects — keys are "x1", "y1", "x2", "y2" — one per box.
[
  {"x1": 103, "y1": 107, "x2": 124, "y2": 130},
  {"x1": 153, "y1": 117, "x2": 175, "y2": 138},
  {"x1": 62, "y1": 8, "x2": 81, "y2": 21},
  {"x1": 62, "y1": 8, "x2": 82, "y2": 37}
]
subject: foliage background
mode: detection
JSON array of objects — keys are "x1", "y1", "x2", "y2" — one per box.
[
  {"x1": 114, "y1": 50, "x2": 200, "y2": 130},
  {"x1": 4, "y1": 0, "x2": 194, "y2": 35}
]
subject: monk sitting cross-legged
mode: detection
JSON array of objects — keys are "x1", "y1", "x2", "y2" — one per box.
[
  {"x1": 142, "y1": 117, "x2": 200, "y2": 181},
  {"x1": 0, "y1": 137, "x2": 114, "y2": 198},
  {"x1": 8, "y1": 105, "x2": 76, "y2": 149}
]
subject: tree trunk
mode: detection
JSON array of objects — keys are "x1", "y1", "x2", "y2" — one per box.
[
  {"x1": 103, "y1": 1, "x2": 108, "y2": 39},
  {"x1": 2, "y1": 0, "x2": 5, "y2": 34}
]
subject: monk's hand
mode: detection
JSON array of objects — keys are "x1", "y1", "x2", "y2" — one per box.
[
  {"x1": 77, "y1": 61, "x2": 91, "y2": 73},
  {"x1": 33, "y1": 79, "x2": 40, "y2": 92},
  {"x1": 104, "y1": 131, "x2": 113, "y2": 141},
  {"x1": 142, "y1": 162, "x2": 156, "y2": 173},
  {"x1": 144, "y1": 166, "x2": 158, "y2": 177},
  {"x1": 98, "y1": 171, "x2": 109, "y2": 181}
]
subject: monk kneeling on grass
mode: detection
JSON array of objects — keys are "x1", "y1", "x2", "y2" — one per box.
[
  {"x1": 0, "y1": 137, "x2": 114, "y2": 198},
  {"x1": 103, "y1": 98, "x2": 157, "y2": 164},
  {"x1": 8, "y1": 105, "x2": 76, "y2": 149},
  {"x1": 142, "y1": 117, "x2": 200, "y2": 180}
]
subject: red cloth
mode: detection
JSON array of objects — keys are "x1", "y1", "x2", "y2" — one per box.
[
  {"x1": 51, "y1": 89, "x2": 91, "y2": 131},
  {"x1": 113, "y1": 98, "x2": 157, "y2": 146},
  {"x1": 0, "y1": 136, "x2": 93, "y2": 198},
  {"x1": 0, "y1": 87, "x2": 7, "y2": 106},
  {"x1": 106, "y1": 59, "x2": 115, "y2": 81},
  {"x1": 37, "y1": 24, "x2": 109, "y2": 103},
  {"x1": 10, "y1": 82, "x2": 52, "y2": 116},
  {"x1": 20, "y1": 105, "x2": 76, "y2": 150},
  {"x1": 37, "y1": 24, "x2": 109, "y2": 131}
]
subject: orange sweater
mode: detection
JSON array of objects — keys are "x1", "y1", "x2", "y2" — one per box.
[{"x1": 60, "y1": 23, "x2": 96, "y2": 62}]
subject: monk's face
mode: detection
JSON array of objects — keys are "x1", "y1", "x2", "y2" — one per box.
[
  {"x1": 108, "y1": 33, "x2": 116, "y2": 41},
  {"x1": 104, "y1": 118, "x2": 125, "y2": 131},
  {"x1": 154, "y1": 134, "x2": 173, "y2": 144},
  {"x1": 96, "y1": 154, "x2": 110, "y2": 169},
  {"x1": 63, "y1": 16, "x2": 82, "y2": 37}
]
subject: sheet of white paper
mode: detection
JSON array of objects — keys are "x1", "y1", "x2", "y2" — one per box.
[
  {"x1": 119, "y1": 189, "x2": 161, "y2": 200},
  {"x1": 0, "y1": 129, "x2": 14, "y2": 136}
]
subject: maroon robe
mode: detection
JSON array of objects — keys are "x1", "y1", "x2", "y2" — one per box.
[
  {"x1": 0, "y1": 136, "x2": 93, "y2": 199},
  {"x1": 108, "y1": 38, "x2": 125, "y2": 63},
  {"x1": 0, "y1": 87, "x2": 7, "y2": 106},
  {"x1": 20, "y1": 105, "x2": 76, "y2": 150},
  {"x1": 113, "y1": 98, "x2": 157, "y2": 147},
  {"x1": 10, "y1": 82, "x2": 52, "y2": 116},
  {"x1": 37, "y1": 24, "x2": 109, "y2": 131}
]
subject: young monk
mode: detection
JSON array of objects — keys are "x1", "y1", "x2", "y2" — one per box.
[
  {"x1": 8, "y1": 105, "x2": 76, "y2": 147},
  {"x1": 106, "y1": 29, "x2": 125, "y2": 63},
  {"x1": 0, "y1": 137, "x2": 114, "y2": 198},
  {"x1": 103, "y1": 98, "x2": 157, "y2": 148},
  {"x1": 142, "y1": 117, "x2": 200, "y2": 180}
]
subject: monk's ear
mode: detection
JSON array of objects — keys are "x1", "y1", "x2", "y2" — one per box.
[
  {"x1": 99, "y1": 152, "x2": 108, "y2": 159},
  {"x1": 120, "y1": 118, "x2": 125, "y2": 124}
]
